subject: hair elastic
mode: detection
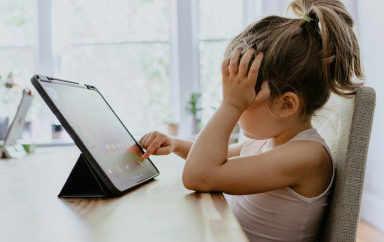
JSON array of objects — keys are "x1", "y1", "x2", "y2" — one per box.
[{"x1": 301, "y1": 15, "x2": 316, "y2": 23}]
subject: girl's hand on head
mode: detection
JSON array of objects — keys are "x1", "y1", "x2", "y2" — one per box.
[
  {"x1": 221, "y1": 48, "x2": 264, "y2": 112},
  {"x1": 139, "y1": 131, "x2": 174, "y2": 159}
]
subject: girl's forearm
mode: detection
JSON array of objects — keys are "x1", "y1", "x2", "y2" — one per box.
[
  {"x1": 172, "y1": 138, "x2": 194, "y2": 159},
  {"x1": 172, "y1": 136, "x2": 245, "y2": 160},
  {"x1": 185, "y1": 104, "x2": 243, "y2": 168}
]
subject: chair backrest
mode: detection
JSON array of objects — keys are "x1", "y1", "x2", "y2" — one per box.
[{"x1": 312, "y1": 86, "x2": 376, "y2": 241}]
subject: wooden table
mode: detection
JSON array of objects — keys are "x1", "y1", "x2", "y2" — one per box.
[{"x1": 0, "y1": 146, "x2": 248, "y2": 242}]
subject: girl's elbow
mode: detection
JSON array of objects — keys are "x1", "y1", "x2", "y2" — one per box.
[
  {"x1": 182, "y1": 169, "x2": 211, "y2": 192},
  {"x1": 182, "y1": 176, "x2": 198, "y2": 191}
]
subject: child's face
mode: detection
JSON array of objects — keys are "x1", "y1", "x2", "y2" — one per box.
[
  {"x1": 237, "y1": 83, "x2": 283, "y2": 140},
  {"x1": 238, "y1": 99, "x2": 281, "y2": 140}
]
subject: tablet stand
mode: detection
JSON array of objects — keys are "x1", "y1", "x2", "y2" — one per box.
[
  {"x1": 1, "y1": 144, "x2": 27, "y2": 159},
  {"x1": 58, "y1": 154, "x2": 112, "y2": 198},
  {"x1": 1, "y1": 89, "x2": 33, "y2": 159}
]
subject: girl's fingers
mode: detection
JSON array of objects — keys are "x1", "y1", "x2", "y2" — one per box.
[
  {"x1": 229, "y1": 48, "x2": 242, "y2": 76},
  {"x1": 141, "y1": 132, "x2": 155, "y2": 149},
  {"x1": 139, "y1": 133, "x2": 147, "y2": 144},
  {"x1": 248, "y1": 52, "x2": 264, "y2": 85},
  {"x1": 254, "y1": 81, "x2": 270, "y2": 103},
  {"x1": 154, "y1": 146, "x2": 172, "y2": 156},
  {"x1": 221, "y1": 59, "x2": 230, "y2": 78},
  {"x1": 147, "y1": 132, "x2": 159, "y2": 147},
  {"x1": 139, "y1": 133, "x2": 150, "y2": 147},
  {"x1": 142, "y1": 136, "x2": 163, "y2": 158},
  {"x1": 238, "y1": 48, "x2": 255, "y2": 77}
]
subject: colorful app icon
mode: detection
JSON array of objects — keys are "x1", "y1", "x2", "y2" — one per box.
[{"x1": 115, "y1": 164, "x2": 122, "y2": 172}]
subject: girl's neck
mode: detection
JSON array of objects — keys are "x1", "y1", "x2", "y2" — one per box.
[{"x1": 268, "y1": 120, "x2": 312, "y2": 148}]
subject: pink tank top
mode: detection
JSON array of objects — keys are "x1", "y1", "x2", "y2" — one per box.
[{"x1": 225, "y1": 128, "x2": 334, "y2": 242}]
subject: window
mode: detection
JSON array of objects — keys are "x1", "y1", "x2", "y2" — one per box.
[
  {"x1": 198, "y1": 0, "x2": 245, "y2": 124},
  {"x1": 0, "y1": 0, "x2": 36, "y2": 119},
  {"x1": 0, "y1": 0, "x2": 36, "y2": 84},
  {"x1": 197, "y1": 0, "x2": 264, "y2": 125},
  {"x1": 51, "y1": 0, "x2": 171, "y2": 135}
]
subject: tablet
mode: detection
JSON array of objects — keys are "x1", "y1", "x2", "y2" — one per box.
[
  {"x1": 0, "y1": 89, "x2": 33, "y2": 158},
  {"x1": 31, "y1": 74, "x2": 159, "y2": 196}
]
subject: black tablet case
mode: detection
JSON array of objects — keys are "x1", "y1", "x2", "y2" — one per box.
[{"x1": 58, "y1": 154, "x2": 112, "y2": 198}]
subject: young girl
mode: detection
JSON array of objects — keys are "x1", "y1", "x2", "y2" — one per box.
[{"x1": 139, "y1": 0, "x2": 363, "y2": 241}]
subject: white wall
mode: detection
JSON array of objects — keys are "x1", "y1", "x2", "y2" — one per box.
[{"x1": 355, "y1": 0, "x2": 384, "y2": 231}]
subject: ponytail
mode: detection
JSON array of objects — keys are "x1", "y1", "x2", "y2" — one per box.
[{"x1": 288, "y1": 0, "x2": 364, "y2": 95}]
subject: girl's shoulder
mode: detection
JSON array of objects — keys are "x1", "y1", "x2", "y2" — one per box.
[
  {"x1": 289, "y1": 128, "x2": 324, "y2": 142},
  {"x1": 288, "y1": 128, "x2": 331, "y2": 157}
]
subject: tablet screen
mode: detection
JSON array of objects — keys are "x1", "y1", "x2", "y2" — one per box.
[{"x1": 40, "y1": 81, "x2": 158, "y2": 191}]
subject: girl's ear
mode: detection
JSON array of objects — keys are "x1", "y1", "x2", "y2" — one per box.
[{"x1": 277, "y1": 92, "x2": 300, "y2": 118}]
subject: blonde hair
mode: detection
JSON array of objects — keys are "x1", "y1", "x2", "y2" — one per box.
[{"x1": 224, "y1": 0, "x2": 364, "y2": 117}]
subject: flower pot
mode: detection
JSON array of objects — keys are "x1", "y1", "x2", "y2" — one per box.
[
  {"x1": 166, "y1": 123, "x2": 179, "y2": 136},
  {"x1": 192, "y1": 117, "x2": 201, "y2": 135}
]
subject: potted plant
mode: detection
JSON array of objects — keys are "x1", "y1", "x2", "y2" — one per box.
[{"x1": 186, "y1": 92, "x2": 203, "y2": 134}]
